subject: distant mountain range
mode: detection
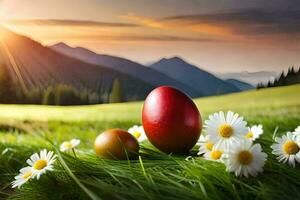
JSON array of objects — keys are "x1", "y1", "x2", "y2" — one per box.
[
  {"x1": 0, "y1": 26, "x2": 252, "y2": 104},
  {"x1": 50, "y1": 43, "x2": 201, "y2": 97},
  {"x1": 0, "y1": 26, "x2": 153, "y2": 102},
  {"x1": 51, "y1": 43, "x2": 245, "y2": 97},
  {"x1": 149, "y1": 57, "x2": 240, "y2": 96},
  {"x1": 217, "y1": 71, "x2": 278, "y2": 86}
]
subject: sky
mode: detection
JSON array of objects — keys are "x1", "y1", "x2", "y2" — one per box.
[{"x1": 0, "y1": 0, "x2": 299, "y2": 73}]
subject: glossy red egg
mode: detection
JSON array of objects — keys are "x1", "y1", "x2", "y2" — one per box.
[
  {"x1": 94, "y1": 129, "x2": 139, "y2": 160},
  {"x1": 142, "y1": 86, "x2": 202, "y2": 153}
]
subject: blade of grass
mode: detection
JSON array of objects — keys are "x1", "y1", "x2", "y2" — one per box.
[{"x1": 55, "y1": 148, "x2": 101, "y2": 200}]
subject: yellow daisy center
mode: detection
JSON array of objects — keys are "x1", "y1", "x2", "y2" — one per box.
[
  {"x1": 132, "y1": 131, "x2": 141, "y2": 139},
  {"x1": 22, "y1": 171, "x2": 32, "y2": 180},
  {"x1": 218, "y1": 124, "x2": 233, "y2": 138},
  {"x1": 33, "y1": 159, "x2": 47, "y2": 170},
  {"x1": 210, "y1": 150, "x2": 222, "y2": 160},
  {"x1": 63, "y1": 142, "x2": 73, "y2": 149},
  {"x1": 283, "y1": 140, "x2": 299, "y2": 155},
  {"x1": 205, "y1": 142, "x2": 214, "y2": 151},
  {"x1": 238, "y1": 150, "x2": 253, "y2": 165},
  {"x1": 245, "y1": 131, "x2": 253, "y2": 139}
]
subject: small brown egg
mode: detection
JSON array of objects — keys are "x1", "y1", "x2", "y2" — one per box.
[{"x1": 94, "y1": 129, "x2": 139, "y2": 160}]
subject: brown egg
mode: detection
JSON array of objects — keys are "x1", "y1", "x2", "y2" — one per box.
[{"x1": 94, "y1": 129, "x2": 139, "y2": 160}]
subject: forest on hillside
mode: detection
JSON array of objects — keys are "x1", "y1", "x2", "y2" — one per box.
[
  {"x1": 257, "y1": 67, "x2": 300, "y2": 89},
  {"x1": 0, "y1": 63, "x2": 123, "y2": 105}
]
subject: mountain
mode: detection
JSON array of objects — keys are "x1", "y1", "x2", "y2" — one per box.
[
  {"x1": 50, "y1": 43, "x2": 201, "y2": 97},
  {"x1": 0, "y1": 26, "x2": 154, "y2": 102},
  {"x1": 150, "y1": 57, "x2": 240, "y2": 96},
  {"x1": 216, "y1": 71, "x2": 278, "y2": 86},
  {"x1": 225, "y1": 79, "x2": 254, "y2": 91}
]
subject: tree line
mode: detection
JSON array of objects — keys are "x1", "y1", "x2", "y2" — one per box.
[
  {"x1": 257, "y1": 67, "x2": 300, "y2": 89},
  {"x1": 0, "y1": 64, "x2": 123, "y2": 105}
]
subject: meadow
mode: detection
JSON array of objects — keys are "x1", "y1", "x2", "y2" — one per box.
[{"x1": 0, "y1": 84, "x2": 299, "y2": 200}]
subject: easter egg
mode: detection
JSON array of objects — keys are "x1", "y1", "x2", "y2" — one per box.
[
  {"x1": 142, "y1": 86, "x2": 202, "y2": 153},
  {"x1": 94, "y1": 129, "x2": 139, "y2": 160}
]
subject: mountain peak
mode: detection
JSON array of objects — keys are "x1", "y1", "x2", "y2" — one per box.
[
  {"x1": 168, "y1": 56, "x2": 184, "y2": 62},
  {"x1": 156, "y1": 56, "x2": 186, "y2": 65},
  {"x1": 51, "y1": 42, "x2": 71, "y2": 49},
  {"x1": 150, "y1": 56, "x2": 240, "y2": 95}
]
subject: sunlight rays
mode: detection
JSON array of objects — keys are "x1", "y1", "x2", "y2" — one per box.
[{"x1": 0, "y1": 28, "x2": 28, "y2": 92}]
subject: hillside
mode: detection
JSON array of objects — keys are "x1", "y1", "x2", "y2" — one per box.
[
  {"x1": 150, "y1": 57, "x2": 240, "y2": 96},
  {"x1": 0, "y1": 84, "x2": 298, "y2": 122},
  {"x1": 258, "y1": 67, "x2": 300, "y2": 88},
  {"x1": 225, "y1": 79, "x2": 254, "y2": 90},
  {"x1": 0, "y1": 26, "x2": 154, "y2": 103},
  {"x1": 50, "y1": 43, "x2": 201, "y2": 97}
]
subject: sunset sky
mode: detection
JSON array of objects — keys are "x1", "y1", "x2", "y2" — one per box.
[{"x1": 0, "y1": 0, "x2": 299, "y2": 73}]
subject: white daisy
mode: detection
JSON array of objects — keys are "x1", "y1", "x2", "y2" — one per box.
[
  {"x1": 271, "y1": 132, "x2": 300, "y2": 167},
  {"x1": 12, "y1": 167, "x2": 33, "y2": 188},
  {"x1": 224, "y1": 139, "x2": 267, "y2": 177},
  {"x1": 128, "y1": 125, "x2": 147, "y2": 142},
  {"x1": 293, "y1": 126, "x2": 300, "y2": 135},
  {"x1": 245, "y1": 125, "x2": 263, "y2": 141},
  {"x1": 60, "y1": 139, "x2": 81, "y2": 152},
  {"x1": 203, "y1": 146, "x2": 224, "y2": 162},
  {"x1": 205, "y1": 111, "x2": 248, "y2": 150},
  {"x1": 26, "y1": 149, "x2": 57, "y2": 179},
  {"x1": 197, "y1": 135, "x2": 214, "y2": 155}
]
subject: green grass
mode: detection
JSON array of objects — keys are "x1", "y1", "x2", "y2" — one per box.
[{"x1": 0, "y1": 85, "x2": 299, "y2": 200}]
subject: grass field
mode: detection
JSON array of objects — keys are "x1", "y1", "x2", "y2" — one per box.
[{"x1": 0, "y1": 85, "x2": 299, "y2": 200}]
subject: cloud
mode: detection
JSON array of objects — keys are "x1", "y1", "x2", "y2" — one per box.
[
  {"x1": 4, "y1": 18, "x2": 217, "y2": 43},
  {"x1": 6, "y1": 19, "x2": 139, "y2": 27},
  {"x1": 161, "y1": 9, "x2": 300, "y2": 36},
  {"x1": 122, "y1": 9, "x2": 300, "y2": 40},
  {"x1": 121, "y1": 14, "x2": 165, "y2": 29},
  {"x1": 121, "y1": 13, "x2": 234, "y2": 38},
  {"x1": 53, "y1": 34, "x2": 216, "y2": 42}
]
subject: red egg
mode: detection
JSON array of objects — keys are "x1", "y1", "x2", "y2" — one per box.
[{"x1": 142, "y1": 86, "x2": 202, "y2": 153}]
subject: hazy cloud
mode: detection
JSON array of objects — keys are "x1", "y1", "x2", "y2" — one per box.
[
  {"x1": 122, "y1": 9, "x2": 300, "y2": 40},
  {"x1": 7, "y1": 19, "x2": 139, "y2": 27},
  {"x1": 160, "y1": 9, "x2": 300, "y2": 36},
  {"x1": 162, "y1": 10, "x2": 300, "y2": 24},
  {"x1": 5, "y1": 18, "x2": 217, "y2": 43},
  {"x1": 54, "y1": 34, "x2": 216, "y2": 42}
]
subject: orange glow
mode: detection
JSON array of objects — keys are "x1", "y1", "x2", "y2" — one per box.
[
  {"x1": 0, "y1": 1, "x2": 298, "y2": 73},
  {"x1": 121, "y1": 14, "x2": 236, "y2": 40},
  {"x1": 187, "y1": 23, "x2": 233, "y2": 38},
  {"x1": 121, "y1": 14, "x2": 166, "y2": 29},
  {"x1": 0, "y1": 26, "x2": 6, "y2": 40},
  {"x1": 0, "y1": 33, "x2": 28, "y2": 92}
]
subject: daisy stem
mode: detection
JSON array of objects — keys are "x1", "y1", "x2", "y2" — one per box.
[{"x1": 72, "y1": 148, "x2": 77, "y2": 159}]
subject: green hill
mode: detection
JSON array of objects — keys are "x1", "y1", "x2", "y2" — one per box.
[{"x1": 0, "y1": 84, "x2": 298, "y2": 122}]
